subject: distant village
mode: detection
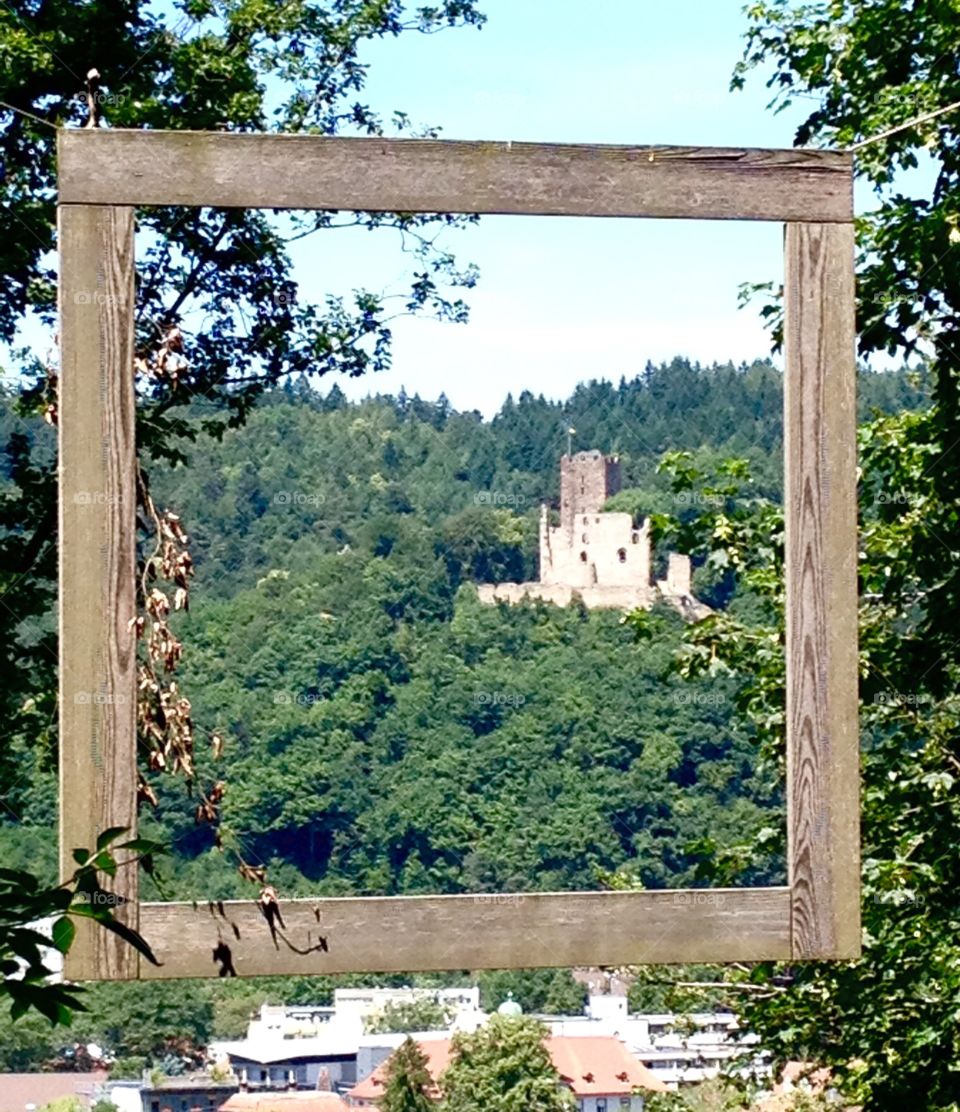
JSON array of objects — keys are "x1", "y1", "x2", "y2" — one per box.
[{"x1": 2, "y1": 981, "x2": 835, "y2": 1112}]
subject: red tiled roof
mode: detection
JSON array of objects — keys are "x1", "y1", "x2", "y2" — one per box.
[
  {"x1": 349, "y1": 1040, "x2": 451, "y2": 1102},
  {"x1": 546, "y1": 1036, "x2": 668, "y2": 1095},
  {"x1": 0, "y1": 1072, "x2": 108, "y2": 1112},
  {"x1": 348, "y1": 1035, "x2": 667, "y2": 1102}
]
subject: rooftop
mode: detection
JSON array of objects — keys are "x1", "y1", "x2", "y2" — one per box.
[
  {"x1": 0, "y1": 1071, "x2": 107, "y2": 1112},
  {"x1": 348, "y1": 1034, "x2": 668, "y2": 1102}
]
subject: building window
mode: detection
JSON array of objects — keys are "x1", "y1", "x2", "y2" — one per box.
[
  {"x1": 580, "y1": 551, "x2": 587, "y2": 563},
  {"x1": 597, "y1": 1101, "x2": 607, "y2": 1112},
  {"x1": 620, "y1": 1100, "x2": 631, "y2": 1109},
  {"x1": 631, "y1": 532, "x2": 639, "y2": 543},
  {"x1": 582, "y1": 533, "x2": 589, "y2": 543},
  {"x1": 618, "y1": 548, "x2": 626, "y2": 563}
]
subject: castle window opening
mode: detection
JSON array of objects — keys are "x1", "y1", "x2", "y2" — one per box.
[
  {"x1": 618, "y1": 548, "x2": 627, "y2": 563},
  {"x1": 631, "y1": 532, "x2": 639, "y2": 544},
  {"x1": 580, "y1": 551, "x2": 588, "y2": 562},
  {"x1": 582, "y1": 533, "x2": 589, "y2": 543}
]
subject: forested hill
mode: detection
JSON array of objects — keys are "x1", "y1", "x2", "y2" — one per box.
[
  {"x1": 0, "y1": 357, "x2": 928, "y2": 903},
  {"x1": 153, "y1": 357, "x2": 927, "y2": 595}
]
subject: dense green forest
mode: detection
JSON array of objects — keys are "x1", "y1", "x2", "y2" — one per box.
[{"x1": 0, "y1": 357, "x2": 927, "y2": 902}]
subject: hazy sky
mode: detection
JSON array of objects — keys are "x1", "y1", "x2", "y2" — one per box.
[{"x1": 293, "y1": 0, "x2": 814, "y2": 415}]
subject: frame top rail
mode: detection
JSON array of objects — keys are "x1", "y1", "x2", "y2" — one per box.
[{"x1": 57, "y1": 129, "x2": 853, "y2": 222}]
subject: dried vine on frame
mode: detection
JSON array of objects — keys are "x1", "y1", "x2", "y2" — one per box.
[{"x1": 132, "y1": 321, "x2": 271, "y2": 909}]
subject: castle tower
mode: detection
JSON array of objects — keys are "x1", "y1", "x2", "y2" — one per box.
[
  {"x1": 480, "y1": 449, "x2": 705, "y2": 617},
  {"x1": 559, "y1": 450, "x2": 621, "y2": 533}
]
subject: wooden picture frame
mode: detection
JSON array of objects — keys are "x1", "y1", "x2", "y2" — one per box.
[{"x1": 57, "y1": 130, "x2": 860, "y2": 980}]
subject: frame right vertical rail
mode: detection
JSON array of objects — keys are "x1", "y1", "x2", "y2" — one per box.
[{"x1": 784, "y1": 221, "x2": 861, "y2": 960}]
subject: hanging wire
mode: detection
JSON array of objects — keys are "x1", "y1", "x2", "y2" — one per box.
[
  {"x1": 0, "y1": 99, "x2": 58, "y2": 130},
  {"x1": 847, "y1": 98, "x2": 960, "y2": 152}
]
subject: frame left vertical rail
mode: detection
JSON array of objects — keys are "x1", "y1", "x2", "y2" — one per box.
[{"x1": 58, "y1": 204, "x2": 139, "y2": 980}]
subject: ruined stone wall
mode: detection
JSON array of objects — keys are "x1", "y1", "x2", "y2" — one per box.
[
  {"x1": 662, "y1": 552, "x2": 692, "y2": 596},
  {"x1": 542, "y1": 512, "x2": 650, "y2": 590},
  {"x1": 475, "y1": 582, "x2": 653, "y2": 610}
]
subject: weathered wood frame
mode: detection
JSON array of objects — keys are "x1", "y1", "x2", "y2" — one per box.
[{"x1": 57, "y1": 130, "x2": 860, "y2": 980}]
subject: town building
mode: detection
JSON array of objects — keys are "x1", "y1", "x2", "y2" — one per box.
[
  {"x1": 139, "y1": 1074, "x2": 239, "y2": 1112},
  {"x1": 346, "y1": 1033, "x2": 667, "y2": 1110},
  {"x1": 92, "y1": 989, "x2": 768, "y2": 1111},
  {"x1": 477, "y1": 450, "x2": 708, "y2": 616}
]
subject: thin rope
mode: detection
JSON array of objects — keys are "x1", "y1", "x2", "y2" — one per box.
[
  {"x1": 848, "y1": 98, "x2": 960, "y2": 152},
  {"x1": 0, "y1": 99, "x2": 57, "y2": 130}
]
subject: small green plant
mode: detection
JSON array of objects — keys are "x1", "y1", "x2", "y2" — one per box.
[{"x1": 0, "y1": 828, "x2": 165, "y2": 1025}]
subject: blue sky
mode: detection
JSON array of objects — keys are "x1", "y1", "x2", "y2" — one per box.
[
  {"x1": 14, "y1": 2, "x2": 917, "y2": 414},
  {"x1": 293, "y1": 0, "x2": 815, "y2": 415}
]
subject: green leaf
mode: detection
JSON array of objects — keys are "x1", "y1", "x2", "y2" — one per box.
[
  {"x1": 117, "y1": 838, "x2": 170, "y2": 857},
  {"x1": 96, "y1": 825, "x2": 131, "y2": 851},
  {"x1": 51, "y1": 916, "x2": 76, "y2": 954},
  {"x1": 94, "y1": 915, "x2": 163, "y2": 968}
]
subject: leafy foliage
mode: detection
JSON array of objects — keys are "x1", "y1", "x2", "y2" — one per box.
[
  {"x1": 0, "y1": 831, "x2": 163, "y2": 1029},
  {"x1": 366, "y1": 998, "x2": 454, "y2": 1034},
  {"x1": 476, "y1": 970, "x2": 586, "y2": 1017},
  {"x1": 0, "y1": 0, "x2": 486, "y2": 1025},
  {"x1": 708, "y1": 3, "x2": 960, "y2": 1108},
  {"x1": 0, "y1": 356, "x2": 926, "y2": 1041},
  {"x1": 440, "y1": 1014, "x2": 574, "y2": 1111}
]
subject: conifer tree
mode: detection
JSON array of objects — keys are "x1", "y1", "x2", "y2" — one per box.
[{"x1": 382, "y1": 1036, "x2": 434, "y2": 1112}]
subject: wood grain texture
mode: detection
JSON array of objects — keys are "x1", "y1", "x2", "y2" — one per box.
[
  {"x1": 58, "y1": 131, "x2": 853, "y2": 222},
  {"x1": 135, "y1": 888, "x2": 791, "y2": 979},
  {"x1": 784, "y1": 222, "x2": 860, "y2": 960},
  {"x1": 58, "y1": 204, "x2": 139, "y2": 980}
]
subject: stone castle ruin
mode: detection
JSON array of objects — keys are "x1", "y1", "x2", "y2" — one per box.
[{"x1": 477, "y1": 450, "x2": 708, "y2": 617}]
